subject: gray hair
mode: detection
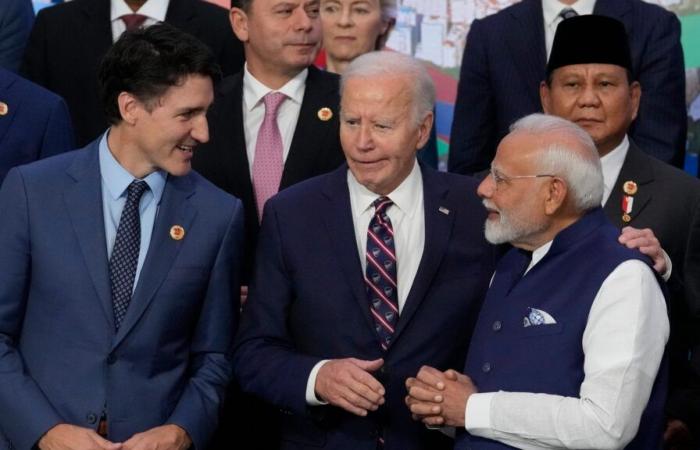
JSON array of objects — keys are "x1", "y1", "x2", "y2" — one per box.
[
  {"x1": 510, "y1": 113, "x2": 603, "y2": 211},
  {"x1": 341, "y1": 51, "x2": 435, "y2": 125}
]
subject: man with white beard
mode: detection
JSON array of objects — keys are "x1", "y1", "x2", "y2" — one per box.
[{"x1": 405, "y1": 113, "x2": 670, "y2": 449}]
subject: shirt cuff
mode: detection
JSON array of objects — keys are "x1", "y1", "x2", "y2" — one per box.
[
  {"x1": 464, "y1": 392, "x2": 495, "y2": 432},
  {"x1": 662, "y1": 249, "x2": 672, "y2": 282},
  {"x1": 305, "y1": 360, "x2": 330, "y2": 405}
]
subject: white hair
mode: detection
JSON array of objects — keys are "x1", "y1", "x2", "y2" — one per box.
[
  {"x1": 341, "y1": 51, "x2": 435, "y2": 125},
  {"x1": 510, "y1": 113, "x2": 604, "y2": 211}
]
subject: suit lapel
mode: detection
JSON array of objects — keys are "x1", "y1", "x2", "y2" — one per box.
[
  {"x1": 505, "y1": 0, "x2": 546, "y2": 107},
  {"x1": 0, "y1": 73, "x2": 18, "y2": 147},
  {"x1": 392, "y1": 167, "x2": 454, "y2": 343},
  {"x1": 603, "y1": 142, "x2": 654, "y2": 228},
  {"x1": 281, "y1": 67, "x2": 339, "y2": 188},
  {"x1": 112, "y1": 174, "x2": 197, "y2": 348},
  {"x1": 64, "y1": 142, "x2": 114, "y2": 328},
  {"x1": 321, "y1": 167, "x2": 378, "y2": 335}
]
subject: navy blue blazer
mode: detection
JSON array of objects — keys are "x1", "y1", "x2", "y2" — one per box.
[
  {"x1": 233, "y1": 164, "x2": 493, "y2": 450},
  {"x1": 0, "y1": 0, "x2": 34, "y2": 72},
  {"x1": 448, "y1": 0, "x2": 686, "y2": 174},
  {"x1": 0, "y1": 140, "x2": 243, "y2": 449},
  {"x1": 0, "y1": 68, "x2": 74, "y2": 184}
]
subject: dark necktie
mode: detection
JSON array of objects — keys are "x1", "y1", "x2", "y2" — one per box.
[
  {"x1": 121, "y1": 14, "x2": 148, "y2": 32},
  {"x1": 365, "y1": 197, "x2": 399, "y2": 351},
  {"x1": 109, "y1": 180, "x2": 148, "y2": 330},
  {"x1": 559, "y1": 7, "x2": 578, "y2": 20}
]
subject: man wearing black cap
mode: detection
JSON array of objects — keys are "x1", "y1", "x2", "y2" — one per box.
[
  {"x1": 447, "y1": 0, "x2": 685, "y2": 175},
  {"x1": 540, "y1": 15, "x2": 700, "y2": 448}
]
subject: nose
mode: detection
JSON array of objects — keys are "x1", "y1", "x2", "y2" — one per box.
[
  {"x1": 338, "y1": 7, "x2": 353, "y2": 26},
  {"x1": 294, "y1": 7, "x2": 315, "y2": 31},
  {"x1": 191, "y1": 114, "x2": 209, "y2": 144},
  {"x1": 356, "y1": 124, "x2": 374, "y2": 150},
  {"x1": 477, "y1": 172, "x2": 495, "y2": 199},
  {"x1": 576, "y1": 84, "x2": 601, "y2": 108}
]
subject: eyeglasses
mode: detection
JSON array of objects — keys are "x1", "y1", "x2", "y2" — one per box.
[{"x1": 489, "y1": 168, "x2": 556, "y2": 191}]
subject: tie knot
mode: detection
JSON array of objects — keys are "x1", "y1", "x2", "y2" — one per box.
[
  {"x1": 263, "y1": 92, "x2": 287, "y2": 117},
  {"x1": 126, "y1": 180, "x2": 149, "y2": 203},
  {"x1": 121, "y1": 13, "x2": 148, "y2": 31},
  {"x1": 372, "y1": 196, "x2": 393, "y2": 215},
  {"x1": 559, "y1": 7, "x2": 578, "y2": 20}
]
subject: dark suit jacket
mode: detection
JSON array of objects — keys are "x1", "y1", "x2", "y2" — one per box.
[
  {"x1": 193, "y1": 65, "x2": 345, "y2": 282},
  {"x1": 233, "y1": 164, "x2": 494, "y2": 450},
  {"x1": 0, "y1": 68, "x2": 74, "y2": 184},
  {"x1": 20, "y1": 0, "x2": 245, "y2": 147},
  {"x1": 448, "y1": 0, "x2": 686, "y2": 175},
  {"x1": 0, "y1": 0, "x2": 34, "y2": 72},
  {"x1": 603, "y1": 142, "x2": 700, "y2": 437},
  {"x1": 0, "y1": 141, "x2": 243, "y2": 449}
]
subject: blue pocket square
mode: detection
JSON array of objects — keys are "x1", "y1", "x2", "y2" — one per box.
[{"x1": 523, "y1": 307, "x2": 557, "y2": 327}]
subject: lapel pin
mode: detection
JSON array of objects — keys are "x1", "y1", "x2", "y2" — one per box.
[
  {"x1": 623, "y1": 180, "x2": 638, "y2": 196},
  {"x1": 621, "y1": 195, "x2": 634, "y2": 223},
  {"x1": 0, "y1": 102, "x2": 8, "y2": 116},
  {"x1": 170, "y1": 225, "x2": 185, "y2": 241},
  {"x1": 317, "y1": 107, "x2": 333, "y2": 121},
  {"x1": 438, "y1": 206, "x2": 450, "y2": 215}
]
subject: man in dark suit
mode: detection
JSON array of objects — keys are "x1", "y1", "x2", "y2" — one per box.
[
  {"x1": 20, "y1": 0, "x2": 245, "y2": 147},
  {"x1": 0, "y1": 0, "x2": 34, "y2": 72},
  {"x1": 194, "y1": 0, "x2": 344, "y2": 285},
  {"x1": 0, "y1": 24, "x2": 242, "y2": 450},
  {"x1": 0, "y1": 67, "x2": 74, "y2": 184},
  {"x1": 539, "y1": 15, "x2": 700, "y2": 448},
  {"x1": 233, "y1": 50, "x2": 493, "y2": 450},
  {"x1": 448, "y1": 0, "x2": 686, "y2": 175}
]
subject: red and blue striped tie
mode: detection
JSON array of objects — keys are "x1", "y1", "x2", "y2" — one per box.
[{"x1": 365, "y1": 197, "x2": 399, "y2": 351}]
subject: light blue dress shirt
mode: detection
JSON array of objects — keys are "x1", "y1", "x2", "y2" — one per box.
[{"x1": 98, "y1": 133, "x2": 166, "y2": 290}]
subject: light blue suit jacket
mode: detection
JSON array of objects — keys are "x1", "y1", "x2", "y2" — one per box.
[{"x1": 0, "y1": 140, "x2": 243, "y2": 449}]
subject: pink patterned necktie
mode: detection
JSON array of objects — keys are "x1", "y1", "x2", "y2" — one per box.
[
  {"x1": 253, "y1": 91, "x2": 287, "y2": 222},
  {"x1": 121, "y1": 14, "x2": 148, "y2": 31}
]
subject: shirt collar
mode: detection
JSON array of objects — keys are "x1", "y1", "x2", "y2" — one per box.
[
  {"x1": 600, "y1": 134, "x2": 629, "y2": 189},
  {"x1": 98, "y1": 131, "x2": 167, "y2": 203},
  {"x1": 243, "y1": 64, "x2": 308, "y2": 113},
  {"x1": 542, "y1": 0, "x2": 596, "y2": 27},
  {"x1": 110, "y1": 0, "x2": 169, "y2": 23},
  {"x1": 527, "y1": 240, "x2": 554, "y2": 273},
  {"x1": 347, "y1": 159, "x2": 423, "y2": 219}
]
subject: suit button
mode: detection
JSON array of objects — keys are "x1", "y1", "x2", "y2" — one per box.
[
  {"x1": 482, "y1": 362, "x2": 491, "y2": 373},
  {"x1": 106, "y1": 354, "x2": 116, "y2": 365},
  {"x1": 86, "y1": 413, "x2": 97, "y2": 424},
  {"x1": 492, "y1": 321, "x2": 502, "y2": 331}
]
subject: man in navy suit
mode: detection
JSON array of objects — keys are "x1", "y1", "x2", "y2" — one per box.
[
  {"x1": 233, "y1": 50, "x2": 493, "y2": 450},
  {"x1": 447, "y1": 0, "x2": 686, "y2": 174},
  {"x1": 0, "y1": 0, "x2": 33, "y2": 72},
  {"x1": 0, "y1": 68, "x2": 74, "y2": 184},
  {"x1": 0, "y1": 24, "x2": 242, "y2": 450}
]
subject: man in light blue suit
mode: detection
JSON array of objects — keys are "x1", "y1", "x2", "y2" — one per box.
[
  {"x1": 0, "y1": 67, "x2": 74, "y2": 184},
  {"x1": 0, "y1": 23, "x2": 243, "y2": 450}
]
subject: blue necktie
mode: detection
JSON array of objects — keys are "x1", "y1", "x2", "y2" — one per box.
[
  {"x1": 365, "y1": 197, "x2": 399, "y2": 351},
  {"x1": 109, "y1": 180, "x2": 148, "y2": 330}
]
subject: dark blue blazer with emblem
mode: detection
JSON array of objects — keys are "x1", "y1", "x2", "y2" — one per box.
[
  {"x1": 0, "y1": 68, "x2": 74, "y2": 184},
  {"x1": 448, "y1": 0, "x2": 686, "y2": 174},
  {"x1": 0, "y1": 140, "x2": 243, "y2": 450},
  {"x1": 233, "y1": 163, "x2": 494, "y2": 450}
]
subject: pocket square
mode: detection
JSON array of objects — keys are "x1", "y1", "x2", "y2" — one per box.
[{"x1": 523, "y1": 307, "x2": 557, "y2": 327}]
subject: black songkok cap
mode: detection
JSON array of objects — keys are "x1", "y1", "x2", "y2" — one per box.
[{"x1": 547, "y1": 15, "x2": 632, "y2": 76}]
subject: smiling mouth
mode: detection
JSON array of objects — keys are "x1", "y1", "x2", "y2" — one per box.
[{"x1": 177, "y1": 144, "x2": 194, "y2": 154}]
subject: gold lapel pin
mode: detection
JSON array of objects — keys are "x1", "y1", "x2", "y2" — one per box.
[
  {"x1": 0, "y1": 102, "x2": 8, "y2": 116},
  {"x1": 623, "y1": 180, "x2": 638, "y2": 196},
  {"x1": 317, "y1": 107, "x2": 333, "y2": 121},
  {"x1": 170, "y1": 225, "x2": 185, "y2": 241}
]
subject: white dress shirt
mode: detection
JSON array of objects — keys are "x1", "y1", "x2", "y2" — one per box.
[
  {"x1": 305, "y1": 161, "x2": 426, "y2": 405},
  {"x1": 242, "y1": 65, "x2": 307, "y2": 177},
  {"x1": 464, "y1": 240, "x2": 669, "y2": 449},
  {"x1": 543, "y1": 0, "x2": 596, "y2": 59},
  {"x1": 110, "y1": 0, "x2": 169, "y2": 42}
]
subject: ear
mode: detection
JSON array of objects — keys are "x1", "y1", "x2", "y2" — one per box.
[
  {"x1": 543, "y1": 177, "x2": 568, "y2": 216},
  {"x1": 117, "y1": 91, "x2": 142, "y2": 126},
  {"x1": 230, "y1": 7, "x2": 249, "y2": 42},
  {"x1": 415, "y1": 110, "x2": 434, "y2": 150},
  {"x1": 539, "y1": 80, "x2": 551, "y2": 113},
  {"x1": 628, "y1": 81, "x2": 641, "y2": 122}
]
